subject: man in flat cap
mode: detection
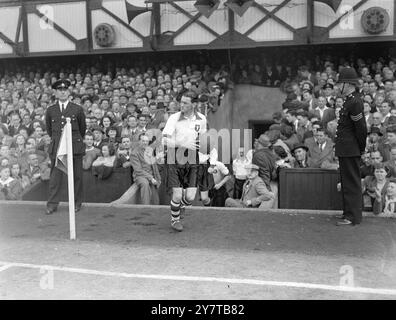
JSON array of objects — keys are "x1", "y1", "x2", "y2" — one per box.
[
  {"x1": 45, "y1": 79, "x2": 86, "y2": 215},
  {"x1": 225, "y1": 164, "x2": 275, "y2": 208}
]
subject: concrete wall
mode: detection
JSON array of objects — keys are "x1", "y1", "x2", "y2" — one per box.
[{"x1": 208, "y1": 84, "x2": 286, "y2": 161}]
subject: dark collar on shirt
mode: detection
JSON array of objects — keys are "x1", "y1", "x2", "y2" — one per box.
[{"x1": 177, "y1": 111, "x2": 202, "y2": 121}]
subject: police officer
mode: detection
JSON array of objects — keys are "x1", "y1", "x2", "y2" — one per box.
[
  {"x1": 335, "y1": 67, "x2": 367, "y2": 226},
  {"x1": 45, "y1": 79, "x2": 86, "y2": 214}
]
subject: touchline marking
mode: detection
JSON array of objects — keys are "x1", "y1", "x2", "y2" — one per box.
[
  {"x1": 1, "y1": 261, "x2": 396, "y2": 296},
  {"x1": 0, "y1": 264, "x2": 14, "y2": 272}
]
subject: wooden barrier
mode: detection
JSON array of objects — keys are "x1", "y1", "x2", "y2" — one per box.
[
  {"x1": 22, "y1": 167, "x2": 343, "y2": 210},
  {"x1": 22, "y1": 168, "x2": 133, "y2": 203},
  {"x1": 278, "y1": 168, "x2": 342, "y2": 210}
]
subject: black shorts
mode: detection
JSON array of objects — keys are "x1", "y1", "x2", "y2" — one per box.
[
  {"x1": 166, "y1": 163, "x2": 199, "y2": 189},
  {"x1": 197, "y1": 162, "x2": 214, "y2": 192}
]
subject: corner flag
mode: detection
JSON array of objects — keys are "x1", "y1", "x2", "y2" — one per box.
[
  {"x1": 55, "y1": 125, "x2": 68, "y2": 174},
  {"x1": 55, "y1": 118, "x2": 76, "y2": 240}
]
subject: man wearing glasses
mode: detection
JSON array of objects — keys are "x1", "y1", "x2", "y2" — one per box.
[{"x1": 45, "y1": 79, "x2": 86, "y2": 215}]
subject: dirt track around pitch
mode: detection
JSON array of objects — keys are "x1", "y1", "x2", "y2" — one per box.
[{"x1": 1, "y1": 202, "x2": 396, "y2": 299}]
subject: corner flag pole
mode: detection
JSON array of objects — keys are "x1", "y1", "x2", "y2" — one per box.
[{"x1": 65, "y1": 118, "x2": 76, "y2": 240}]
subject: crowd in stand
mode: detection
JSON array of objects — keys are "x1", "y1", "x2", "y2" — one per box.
[{"x1": 1, "y1": 49, "x2": 396, "y2": 214}]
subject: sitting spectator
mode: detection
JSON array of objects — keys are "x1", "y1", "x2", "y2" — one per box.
[
  {"x1": 92, "y1": 143, "x2": 116, "y2": 167},
  {"x1": 296, "y1": 110, "x2": 311, "y2": 143},
  {"x1": 371, "y1": 112, "x2": 386, "y2": 136},
  {"x1": 21, "y1": 152, "x2": 50, "y2": 185},
  {"x1": 100, "y1": 115, "x2": 114, "y2": 138},
  {"x1": 305, "y1": 127, "x2": 334, "y2": 168},
  {"x1": 232, "y1": 147, "x2": 250, "y2": 199},
  {"x1": 130, "y1": 134, "x2": 161, "y2": 205},
  {"x1": 363, "y1": 101, "x2": 374, "y2": 129},
  {"x1": 274, "y1": 146, "x2": 292, "y2": 169},
  {"x1": 91, "y1": 125, "x2": 106, "y2": 149},
  {"x1": 120, "y1": 115, "x2": 139, "y2": 140},
  {"x1": 225, "y1": 164, "x2": 275, "y2": 208},
  {"x1": 0, "y1": 144, "x2": 18, "y2": 164},
  {"x1": 363, "y1": 150, "x2": 383, "y2": 178},
  {"x1": 12, "y1": 134, "x2": 27, "y2": 158},
  {"x1": 311, "y1": 96, "x2": 336, "y2": 128},
  {"x1": 280, "y1": 123, "x2": 299, "y2": 150},
  {"x1": 366, "y1": 126, "x2": 383, "y2": 153},
  {"x1": 362, "y1": 163, "x2": 390, "y2": 213},
  {"x1": 104, "y1": 126, "x2": 121, "y2": 148},
  {"x1": 0, "y1": 165, "x2": 23, "y2": 200},
  {"x1": 385, "y1": 146, "x2": 396, "y2": 178},
  {"x1": 326, "y1": 106, "x2": 341, "y2": 141},
  {"x1": 291, "y1": 143, "x2": 314, "y2": 168},
  {"x1": 378, "y1": 125, "x2": 396, "y2": 162},
  {"x1": 320, "y1": 146, "x2": 339, "y2": 170},
  {"x1": 7, "y1": 113, "x2": 28, "y2": 137},
  {"x1": 373, "y1": 177, "x2": 396, "y2": 217},
  {"x1": 82, "y1": 132, "x2": 101, "y2": 170},
  {"x1": 208, "y1": 157, "x2": 231, "y2": 207},
  {"x1": 266, "y1": 129, "x2": 291, "y2": 159},
  {"x1": 10, "y1": 162, "x2": 30, "y2": 190},
  {"x1": 146, "y1": 102, "x2": 166, "y2": 130}
]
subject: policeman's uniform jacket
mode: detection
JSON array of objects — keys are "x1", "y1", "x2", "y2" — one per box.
[
  {"x1": 335, "y1": 92, "x2": 367, "y2": 157},
  {"x1": 45, "y1": 101, "x2": 86, "y2": 159}
]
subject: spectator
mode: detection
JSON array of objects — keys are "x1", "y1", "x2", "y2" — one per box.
[
  {"x1": 91, "y1": 125, "x2": 106, "y2": 149},
  {"x1": 373, "y1": 177, "x2": 396, "y2": 217},
  {"x1": 92, "y1": 143, "x2": 117, "y2": 179},
  {"x1": 291, "y1": 143, "x2": 314, "y2": 168},
  {"x1": 100, "y1": 115, "x2": 114, "y2": 137},
  {"x1": 385, "y1": 146, "x2": 396, "y2": 178},
  {"x1": 366, "y1": 126, "x2": 383, "y2": 153},
  {"x1": 21, "y1": 152, "x2": 50, "y2": 185},
  {"x1": 0, "y1": 165, "x2": 23, "y2": 200},
  {"x1": 371, "y1": 112, "x2": 386, "y2": 136},
  {"x1": 104, "y1": 126, "x2": 121, "y2": 148},
  {"x1": 251, "y1": 134, "x2": 277, "y2": 190},
  {"x1": 326, "y1": 106, "x2": 341, "y2": 141},
  {"x1": 208, "y1": 157, "x2": 230, "y2": 207},
  {"x1": 7, "y1": 113, "x2": 27, "y2": 137},
  {"x1": 301, "y1": 90, "x2": 317, "y2": 112},
  {"x1": 130, "y1": 134, "x2": 161, "y2": 205},
  {"x1": 296, "y1": 110, "x2": 311, "y2": 143},
  {"x1": 378, "y1": 125, "x2": 396, "y2": 162},
  {"x1": 82, "y1": 132, "x2": 101, "y2": 170},
  {"x1": 311, "y1": 96, "x2": 336, "y2": 128},
  {"x1": 10, "y1": 162, "x2": 30, "y2": 190},
  {"x1": 363, "y1": 101, "x2": 374, "y2": 129},
  {"x1": 305, "y1": 127, "x2": 334, "y2": 168},
  {"x1": 362, "y1": 163, "x2": 390, "y2": 213},
  {"x1": 321, "y1": 146, "x2": 339, "y2": 170},
  {"x1": 285, "y1": 110, "x2": 299, "y2": 133},
  {"x1": 225, "y1": 164, "x2": 275, "y2": 208},
  {"x1": 232, "y1": 147, "x2": 251, "y2": 199}
]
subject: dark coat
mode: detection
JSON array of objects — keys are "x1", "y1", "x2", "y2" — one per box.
[
  {"x1": 45, "y1": 101, "x2": 86, "y2": 159},
  {"x1": 251, "y1": 148, "x2": 277, "y2": 189},
  {"x1": 335, "y1": 92, "x2": 367, "y2": 157}
]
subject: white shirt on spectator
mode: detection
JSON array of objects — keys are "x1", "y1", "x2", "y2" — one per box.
[
  {"x1": 315, "y1": 106, "x2": 328, "y2": 120},
  {"x1": 233, "y1": 157, "x2": 250, "y2": 180}
]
